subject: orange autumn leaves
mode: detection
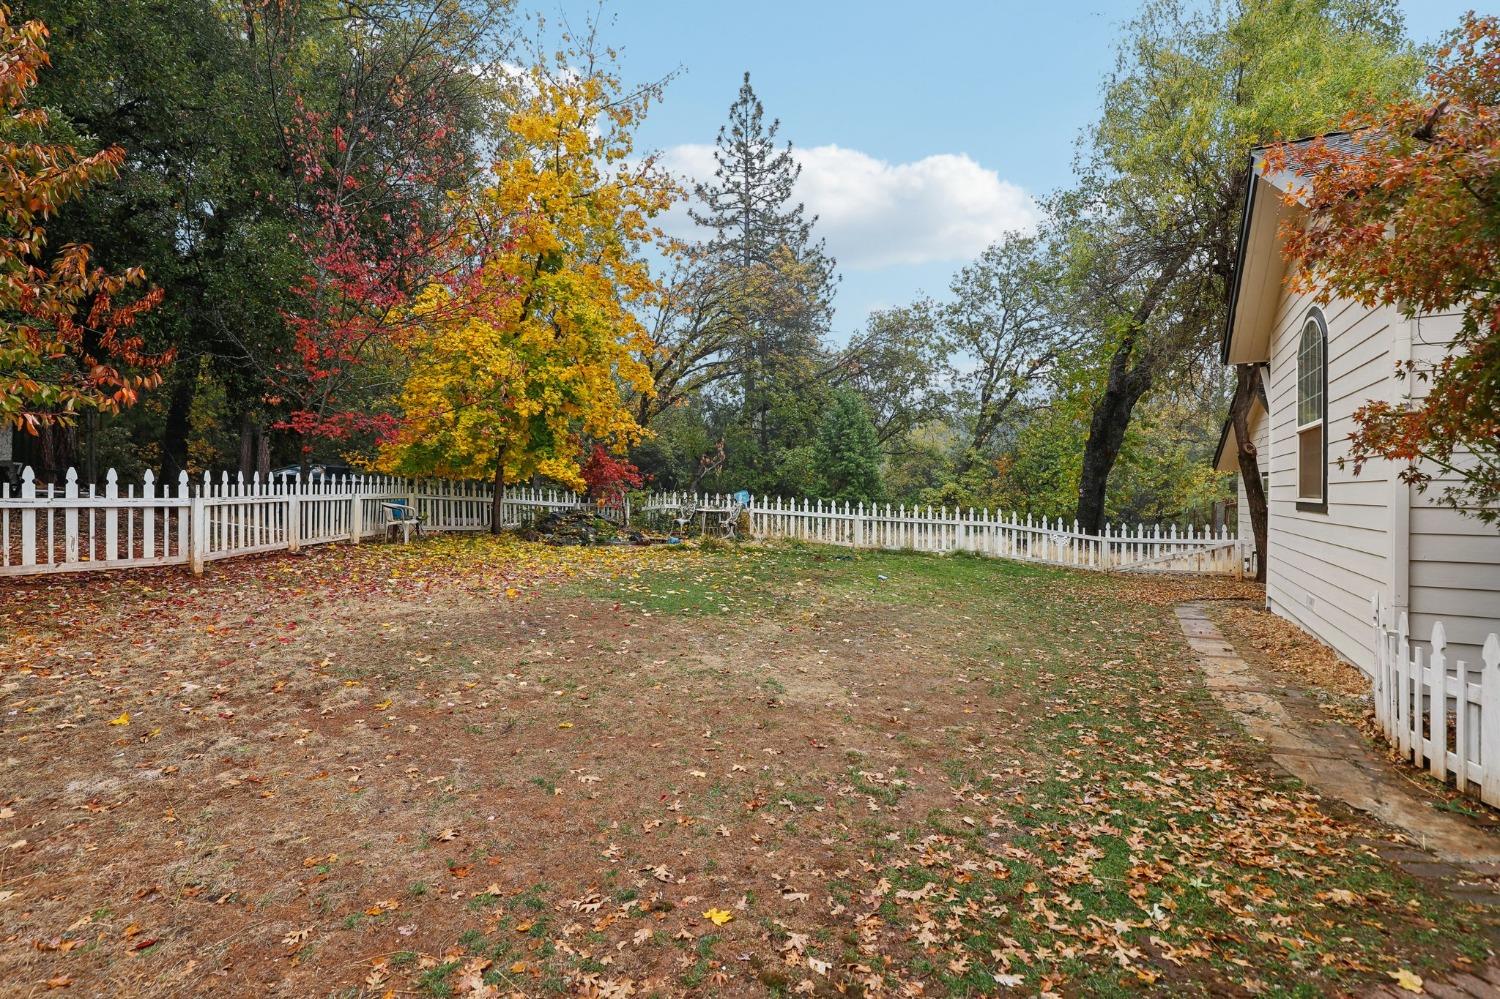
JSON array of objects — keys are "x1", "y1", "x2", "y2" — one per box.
[
  {"x1": 1266, "y1": 13, "x2": 1500, "y2": 520},
  {"x1": 0, "y1": 10, "x2": 168, "y2": 434}
]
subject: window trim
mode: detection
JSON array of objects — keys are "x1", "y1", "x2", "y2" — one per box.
[{"x1": 1295, "y1": 307, "x2": 1328, "y2": 513}]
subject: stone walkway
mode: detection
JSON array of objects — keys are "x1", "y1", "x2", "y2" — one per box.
[{"x1": 1174, "y1": 602, "x2": 1500, "y2": 997}]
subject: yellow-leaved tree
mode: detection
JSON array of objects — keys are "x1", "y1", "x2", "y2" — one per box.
[{"x1": 377, "y1": 44, "x2": 674, "y2": 530}]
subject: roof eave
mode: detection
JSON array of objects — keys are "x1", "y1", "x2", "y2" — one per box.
[{"x1": 1220, "y1": 154, "x2": 1260, "y2": 366}]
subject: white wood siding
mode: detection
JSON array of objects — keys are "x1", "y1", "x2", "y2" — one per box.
[
  {"x1": 1403, "y1": 311, "x2": 1500, "y2": 669},
  {"x1": 1259, "y1": 293, "x2": 1499, "y2": 674},
  {"x1": 1262, "y1": 287, "x2": 1394, "y2": 673}
]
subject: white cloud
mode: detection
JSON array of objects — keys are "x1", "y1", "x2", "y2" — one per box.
[{"x1": 657, "y1": 143, "x2": 1039, "y2": 271}]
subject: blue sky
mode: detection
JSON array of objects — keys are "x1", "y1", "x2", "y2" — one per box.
[{"x1": 541, "y1": 1, "x2": 1476, "y2": 340}]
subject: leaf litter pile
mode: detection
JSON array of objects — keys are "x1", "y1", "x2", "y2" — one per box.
[{"x1": 1, "y1": 538, "x2": 1494, "y2": 996}]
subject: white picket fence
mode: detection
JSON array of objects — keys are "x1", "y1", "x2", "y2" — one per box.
[
  {"x1": 639, "y1": 492, "x2": 1245, "y2": 576},
  {"x1": 0, "y1": 466, "x2": 604, "y2": 577},
  {"x1": 2, "y1": 468, "x2": 1243, "y2": 579},
  {"x1": 1371, "y1": 593, "x2": 1500, "y2": 807}
]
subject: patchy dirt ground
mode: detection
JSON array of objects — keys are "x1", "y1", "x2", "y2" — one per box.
[{"x1": 1, "y1": 538, "x2": 1496, "y2": 997}]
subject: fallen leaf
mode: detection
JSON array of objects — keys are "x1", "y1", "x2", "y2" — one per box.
[{"x1": 1388, "y1": 969, "x2": 1424, "y2": 994}]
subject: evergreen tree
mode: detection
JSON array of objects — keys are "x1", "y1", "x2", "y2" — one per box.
[
  {"x1": 814, "y1": 388, "x2": 882, "y2": 504},
  {"x1": 691, "y1": 72, "x2": 831, "y2": 276},
  {"x1": 691, "y1": 72, "x2": 838, "y2": 491}
]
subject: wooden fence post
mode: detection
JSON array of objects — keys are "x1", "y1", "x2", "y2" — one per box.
[
  {"x1": 189, "y1": 477, "x2": 206, "y2": 576},
  {"x1": 286, "y1": 480, "x2": 301, "y2": 553},
  {"x1": 1430, "y1": 621, "x2": 1448, "y2": 785},
  {"x1": 350, "y1": 478, "x2": 363, "y2": 544},
  {"x1": 1396, "y1": 614, "x2": 1412, "y2": 760},
  {"x1": 1429, "y1": 621, "x2": 1454, "y2": 791},
  {"x1": 1482, "y1": 633, "x2": 1500, "y2": 807},
  {"x1": 19, "y1": 466, "x2": 35, "y2": 567},
  {"x1": 63, "y1": 468, "x2": 79, "y2": 565},
  {"x1": 104, "y1": 468, "x2": 119, "y2": 562},
  {"x1": 1371, "y1": 594, "x2": 1385, "y2": 732}
]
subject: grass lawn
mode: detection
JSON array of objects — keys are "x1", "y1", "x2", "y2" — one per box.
[{"x1": 1, "y1": 537, "x2": 1494, "y2": 997}]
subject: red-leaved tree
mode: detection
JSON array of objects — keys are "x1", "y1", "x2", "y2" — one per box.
[
  {"x1": 1267, "y1": 13, "x2": 1499, "y2": 522},
  {"x1": 245, "y1": 0, "x2": 497, "y2": 470},
  {"x1": 581, "y1": 445, "x2": 645, "y2": 508},
  {"x1": 269, "y1": 93, "x2": 477, "y2": 467}
]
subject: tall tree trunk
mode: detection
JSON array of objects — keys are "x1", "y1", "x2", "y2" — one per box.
[
  {"x1": 238, "y1": 409, "x2": 255, "y2": 478},
  {"x1": 490, "y1": 445, "x2": 506, "y2": 535},
  {"x1": 1230, "y1": 363, "x2": 1269, "y2": 583},
  {"x1": 160, "y1": 370, "x2": 196, "y2": 481},
  {"x1": 1074, "y1": 253, "x2": 1188, "y2": 535},
  {"x1": 38, "y1": 421, "x2": 75, "y2": 481},
  {"x1": 256, "y1": 426, "x2": 271, "y2": 480},
  {"x1": 954, "y1": 390, "x2": 1015, "y2": 479},
  {"x1": 1076, "y1": 338, "x2": 1154, "y2": 534}
]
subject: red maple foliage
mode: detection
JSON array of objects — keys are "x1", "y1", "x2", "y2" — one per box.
[
  {"x1": 1266, "y1": 13, "x2": 1499, "y2": 521},
  {"x1": 580, "y1": 445, "x2": 644, "y2": 508},
  {"x1": 255, "y1": 3, "x2": 494, "y2": 465}
]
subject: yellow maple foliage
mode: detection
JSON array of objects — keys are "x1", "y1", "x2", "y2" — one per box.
[{"x1": 378, "y1": 45, "x2": 673, "y2": 527}]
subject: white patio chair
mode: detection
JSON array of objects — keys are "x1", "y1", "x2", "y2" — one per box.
[{"x1": 381, "y1": 501, "x2": 425, "y2": 543}]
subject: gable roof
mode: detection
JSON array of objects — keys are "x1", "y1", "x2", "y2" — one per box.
[
  {"x1": 1220, "y1": 131, "x2": 1357, "y2": 366},
  {"x1": 1211, "y1": 392, "x2": 1267, "y2": 473}
]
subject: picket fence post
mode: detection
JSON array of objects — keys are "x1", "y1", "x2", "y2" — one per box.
[
  {"x1": 1431, "y1": 622, "x2": 1459, "y2": 794},
  {"x1": 287, "y1": 483, "x2": 301, "y2": 553},
  {"x1": 1371, "y1": 594, "x2": 1387, "y2": 732},
  {"x1": 350, "y1": 482, "x2": 364, "y2": 544},
  {"x1": 1483, "y1": 634, "x2": 1500, "y2": 806},
  {"x1": 1430, "y1": 621, "x2": 1448, "y2": 786},
  {"x1": 19, "y1": 466, "x2": 36, "y2": 566},
  {"x1": 189, "y1": 479, "x2": 206, "y2": 576}
]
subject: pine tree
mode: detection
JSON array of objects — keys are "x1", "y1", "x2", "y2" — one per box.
[
  {"x1": 691, "y1": 73, "x2": 830, "y2": 276},
  {"x1": 814, "y1": 388, "x2": 882, "y2": 504},
  {"x1": 690, "y1": 73, "x2": 838, "y2": 488}
]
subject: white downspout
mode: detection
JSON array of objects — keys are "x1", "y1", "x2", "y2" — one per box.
[{"x1": 1388, "y1": 311, "x2": 1413, "y2": 621}]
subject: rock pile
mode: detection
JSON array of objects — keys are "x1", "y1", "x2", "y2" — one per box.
[{"x1": 519, "y1": 509, "x2": 644, "y2": 546}]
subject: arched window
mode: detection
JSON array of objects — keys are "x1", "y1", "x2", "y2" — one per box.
[{"x1": 1296, "y1": 309, "x2": 1326, "y2": 508}]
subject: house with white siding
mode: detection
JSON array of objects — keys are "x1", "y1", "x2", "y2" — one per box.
[{"x1": 1215, "y1": 136, "x2": 1500, "y2": 675}]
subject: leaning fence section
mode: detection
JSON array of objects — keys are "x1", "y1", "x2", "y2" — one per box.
[{"x1": 1371, "y1": 594, "x2": 1500, "y2": 808}]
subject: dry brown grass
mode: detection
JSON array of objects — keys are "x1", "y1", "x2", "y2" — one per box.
[{"x1": 0, "y1": 542, "x2": 1490, "y2": 997}]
